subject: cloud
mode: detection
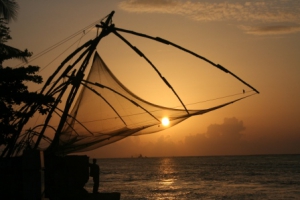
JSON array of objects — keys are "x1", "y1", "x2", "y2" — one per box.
[
  {"x1": 119, "y1": 0, "x2": 300, "y2": 35},
  {"x1": 88, "y1": 117, "x2": 300, "y2": 158},
  {"x1": 240, "y1": 25, "x2": 300, "y2": 35},
  {"x1": 118, "y1": 0, "x2": 179, "y2": 13},
  {"x1": 183, "y1": 117, "x2": 247, "y2": 155},
  {"x1": 119, "y1": 0, "x2": 179, "y2": 14},
  {"x1": 205, "y1": 117, "x2": 245, "y2": 140},
  {"x1": 91, "y1": 117, "x2": 248, "y2": 157}
]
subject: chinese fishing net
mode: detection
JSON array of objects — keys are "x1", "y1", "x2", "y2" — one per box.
[
  {"x1": 57, "y1": 52, "x2": 248, "y2": 154},
  {"x1": 9, "y1": 12, "x2": 258, "y2": 156}
]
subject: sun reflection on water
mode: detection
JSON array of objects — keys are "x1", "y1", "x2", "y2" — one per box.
[{"x1": 157, "y1": 158, "x2": 178, "y2": 188}]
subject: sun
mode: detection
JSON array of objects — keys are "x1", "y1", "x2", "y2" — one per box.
[{"x1": 161, "y1": 117, "x2": 170, "y2": 127}]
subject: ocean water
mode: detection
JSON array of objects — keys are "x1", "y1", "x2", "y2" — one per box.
[{"x1": 84, "y1": 155, "x2": 300, "y2": 200}]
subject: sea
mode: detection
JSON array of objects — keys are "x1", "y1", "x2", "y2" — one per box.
[{"x1": 84, "y1": 154, "x2": 300, "y2": 200}]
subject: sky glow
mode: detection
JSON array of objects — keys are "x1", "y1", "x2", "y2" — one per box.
[{"x1": 5, "y1": 0, "x2": 300, "y2": 157}]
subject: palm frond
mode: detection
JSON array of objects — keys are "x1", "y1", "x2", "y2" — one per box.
[
  {"x1": 0, "y1": 0, "x2": 19, "y2": 22},
  {"x1": 0, "y1": 43, "x2": 31, "y2": 63}
]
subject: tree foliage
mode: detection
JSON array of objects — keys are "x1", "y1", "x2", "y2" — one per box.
[
  {"x1": 0, "y1": 0, "x2": 19, "y2": 22},
  {"x1": 0, "y1": 18, "x2": 31, "y2": 63},
  {"x1": 0, "y1": 17, "x2": 54, "y2": 150},
  {"x1": 0, "y1": 65, "x2": 54, "y2": 143}
]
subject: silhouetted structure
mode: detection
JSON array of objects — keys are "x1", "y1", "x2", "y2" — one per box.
[
  {"x1": 1, "y1": 10, "x2": 257, "y2": 200},
  {"x1": 4, "y1": 11, "x2": 259, "y2": 158},
  {"x1": 0, "y1": 151, "x2": 89, "y2": 199}
]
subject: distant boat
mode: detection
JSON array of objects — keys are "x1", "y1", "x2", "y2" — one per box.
[{"x1": 138, "y1": 154, "x2": 147, "y2": 158}]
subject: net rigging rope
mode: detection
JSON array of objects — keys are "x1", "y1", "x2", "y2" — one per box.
[{"x1": 13, "y1": 15, "x2": 108, "y2": 69}]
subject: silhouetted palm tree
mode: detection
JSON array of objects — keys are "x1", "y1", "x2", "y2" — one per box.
[
  {"x1": 0, "y1": 1, "x2": 29, "y2": 64},
  {"x1": 0, "y1": 0, "x2": 19, "y2": 22},
  {"x1": 0, "y1": 43, "x2": 31, "y2": 64},
  {"x1": 0, "y1": 19, "x2": 30, "y2": 64}
]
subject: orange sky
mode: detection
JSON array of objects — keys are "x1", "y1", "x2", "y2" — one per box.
[{"x1": 6, "y1": 0, "x2": 300, "y2": 157}]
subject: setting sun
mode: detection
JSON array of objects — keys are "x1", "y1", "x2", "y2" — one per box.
[{"x1": 162, "y1": 117, "x2": 170, "y2": 127}]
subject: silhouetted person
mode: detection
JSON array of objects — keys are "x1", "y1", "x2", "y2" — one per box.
[{"x1": 89, "y1": 159, "x2": 100, "y2": 193}]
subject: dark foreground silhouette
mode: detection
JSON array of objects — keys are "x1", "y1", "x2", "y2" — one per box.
[{"x1": 0, "y1": 150, "x2": 120, "y2": 200}]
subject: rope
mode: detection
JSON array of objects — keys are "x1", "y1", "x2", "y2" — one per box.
[{"x1": 13, "y1": 17, "x2": 107, "y2": 68}]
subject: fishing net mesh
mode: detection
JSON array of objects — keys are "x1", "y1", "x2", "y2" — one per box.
[{"x1": 58, "y1": 52, "x2": 236, "y2": 153}]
